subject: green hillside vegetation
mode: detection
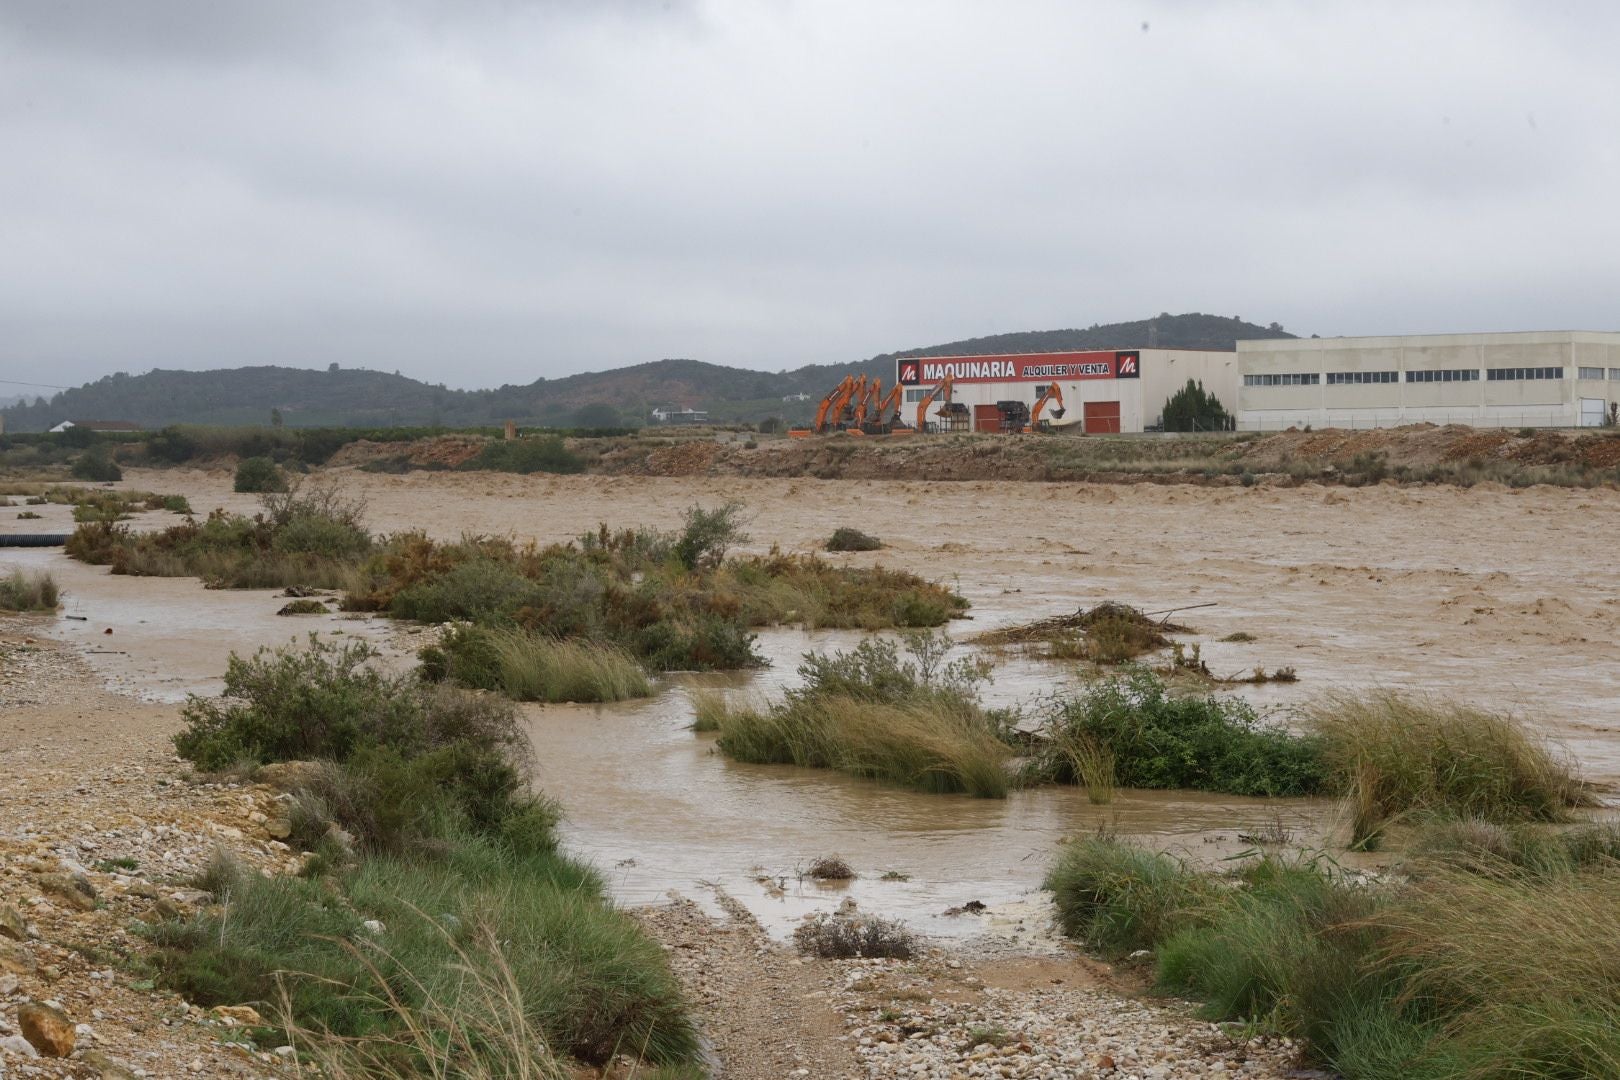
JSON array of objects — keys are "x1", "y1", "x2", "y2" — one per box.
[{"x1": 1, "y1": 313, "x2": 1295, "y2": 432}]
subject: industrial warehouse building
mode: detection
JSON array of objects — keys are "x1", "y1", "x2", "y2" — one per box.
[
  {"x1": 1236, "y1": 331, "x2": 1620, "y2": 431},
  {"x1": 896, "y1": 349, "x2": 1238, "y2": 433}
]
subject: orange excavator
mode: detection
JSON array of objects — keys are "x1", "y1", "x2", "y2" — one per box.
[
  {"x1": 792, "y1": 375, "x2": 858, "y2": 437},
  {"x1": 1023, "y1": 383, "x2": 1067, "y2": 432},
  {"x1": 847, "y1": 378, "x2": 911, "y2": 435},
  {"x1": 912, "y1": 372, "x2": 956, "y2": 433}
]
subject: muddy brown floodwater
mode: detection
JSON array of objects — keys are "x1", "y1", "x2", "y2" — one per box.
[{"x1": 6, "y1": 467, "x2": 1619, "y2": 939}]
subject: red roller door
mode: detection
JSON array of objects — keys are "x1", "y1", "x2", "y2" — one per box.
[
  {"x1": 973, "y1": 404, "x2": 1001, "y2": 433},
  {"x1": 1083, "y1": 401, "x2": 1121, "y2": 434}
]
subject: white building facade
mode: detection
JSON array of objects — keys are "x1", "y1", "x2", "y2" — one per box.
[
  {"x1": 896, "y1": 349, "x2": 1238, "y2": 433},
  {"x1": 1236, "y1": 331, "x2": 1620, "y2": 431}
]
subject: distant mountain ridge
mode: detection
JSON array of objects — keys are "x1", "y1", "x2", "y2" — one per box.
[{"x1": 0, "y1": 313, "x2": 1295, "y2": 432}]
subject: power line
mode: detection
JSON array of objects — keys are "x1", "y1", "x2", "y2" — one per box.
[{"x1": 0, "y1": 378, "x2": 70, "y2": 390}]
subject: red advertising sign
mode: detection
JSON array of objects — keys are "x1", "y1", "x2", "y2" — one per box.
[{"x1": 896, "y1": 351, "x2": 1140, "y2": 385}]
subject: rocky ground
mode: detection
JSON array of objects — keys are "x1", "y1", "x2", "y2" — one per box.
[
  {"x1": 2, "y1": 624, "x2": 1311, "y2": 1080},
  {"x1": 638, "y1": 893, "x2": 1306, "y2": 1080},
  {"x1": 0, "y1": 630, "x2": 291, "y2": 1079}
]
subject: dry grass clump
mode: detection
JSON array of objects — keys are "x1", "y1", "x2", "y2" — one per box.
[
  {"x1": 793, "y1": 913, "x2": 915, "y2": 959},
  {"x1": 974, "y1": 602, "x2": 1185, "y2": 664},
  {"x1": 806, "y1": 855, "x2": 856, "y2": 881},
  {"x1": 0, "y1": 569, "x2": 60, "y2": 612},
  {"x1": 1307, "y1": 692, "x2": 1593, "y2": 847}
]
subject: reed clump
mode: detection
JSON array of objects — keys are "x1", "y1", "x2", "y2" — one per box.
[
  {"x1": 1306, "y1": 692, "x2": 1593, "y2": 847},
  {"x1": 420, "y1": 624, "x2": 652, "y2": 704},
  {"x1": 714, "y1": 633, "x2": 1015, "y2": 798}
]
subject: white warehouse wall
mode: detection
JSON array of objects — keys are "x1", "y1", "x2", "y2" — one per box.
[{"x1": 1236, "y1": 331, "x2": 1620, "y2": 430}]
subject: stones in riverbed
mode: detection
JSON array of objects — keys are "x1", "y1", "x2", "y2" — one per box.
[
  {"x1": 34, "y1": 872, "x2": 97, "y2": 912},
  {"x1": 0, "y1": 905, "x2": 28, "y2": 942},
  {"x1": 18, "y1": 1001, "x2": 76, "y2": 1057}
]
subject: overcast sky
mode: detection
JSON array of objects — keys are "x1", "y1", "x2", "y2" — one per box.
[{"x1": 2, "y1": 1, "x2": 1617, "y2": 391}]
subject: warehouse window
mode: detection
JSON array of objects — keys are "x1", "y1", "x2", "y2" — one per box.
[
  {"x1": 1611, "y1": 369, "x2": 1620, "y2": 381},
  {"x1": 1243, "y1": 373, "x2": 1321, "y2": 386},
  {"x1": 1406, "y1": 368, "x2": 1480, "y2": 382},
  {"x1": 1326, "y1": 371, "x2": 1398, "y2": 385},
  {"x1": 1486, "y1": 367, "x2": 1564, "y2": 381},
  {"x1": 1578, "y1": 366, "x2": 1606, "y2": 380},
  {"x1": 904, "y1": 389, "x2": 929, "y2": 403}
]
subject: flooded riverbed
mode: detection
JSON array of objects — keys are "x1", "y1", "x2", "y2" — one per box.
[{"x1": 6, "y1": 468, "x2": 1618, "y2": 937}]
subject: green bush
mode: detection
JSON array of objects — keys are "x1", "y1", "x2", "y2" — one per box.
[
  {"x1": 1033, "y1": 669, "x2": 1325, "y2": 797},
  {"x1": 674, "y1": 501, "x2": 748, "y2": 571},
  {"x1": 460, "y1": 436, "x2": 584, "y2": 474},
  {"x1": 234, "y1": 456, "x2": 287, "y2": 493},
  {"x1": 70, "y1": 448, "x2": 122, "y2": 482},
  {"x1": 826, "y1": 527, "x2": 883, "y2": 552},
  {"x1": 174, "y1": 636, "x2": 525, "y2": 771}
]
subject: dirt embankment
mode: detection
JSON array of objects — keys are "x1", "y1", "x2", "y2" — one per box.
[
  {"x1": 586, "y1": 424, "x2": 1620, "y2": 485},
  {"x1": 317, "y1": 424, "x2": 1620, "y2": 486}
]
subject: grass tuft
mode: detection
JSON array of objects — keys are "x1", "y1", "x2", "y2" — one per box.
[
  {"x1": 1307, "y1": 692, "x2": 1593, "y2": 847},
  {"x1": 0, "y1": 569, "x2": 60, "y2": 612},
  {"x1": 420, "y1": 624, "x2": 652, "y2": 704},
  {"x1": 714, "y1": 634, "x2": 1014, "y2": 798}
]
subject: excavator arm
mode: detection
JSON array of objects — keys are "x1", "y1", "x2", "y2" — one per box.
[
  {"x1": 1027, "y1": 383, "x2": 1067, "y2": 431},
  {"x1": 913, "y1": 372, "x2": 955, "y2": 433},
  {"x1": 811, "y1": 376, "x2": 854, "y2": 434},
  {"x1": 874, "y1": 382, "x2": 904, "y2": 427}
]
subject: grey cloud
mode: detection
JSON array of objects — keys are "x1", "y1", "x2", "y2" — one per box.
[{"x1": 1, "y1": 0, "x2": 1617, "y2": 390}]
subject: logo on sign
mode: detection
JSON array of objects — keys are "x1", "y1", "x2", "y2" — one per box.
[
  {"x1": 1114, "y1": 351, "x2": 1140, "y2": 378},
  {"x1": 898, "y1": 361, "x2": 920, "y2": 385}
]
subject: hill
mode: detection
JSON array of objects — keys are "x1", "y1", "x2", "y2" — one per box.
[{"x1": 0, "y1": 313, "x2": 1295, "y2": 432}]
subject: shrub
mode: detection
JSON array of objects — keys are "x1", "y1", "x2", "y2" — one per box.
[
  {"x1": 234, "y1": 456, "x2": 287, "y2": 493},
  {"x1": 0, "y1": 569, "x2": 60, "y2": 612},
  {"x1": 674, "y1": 501, "x2": 748, "y2": 571},
  {"x1": 70, "y1": 448, "x2": 122, "y2": 482},
  {"x1": 1307, "y1": 693, "x2": 1592, "y2": 847},
  {"x1": 276, "y1": 599, "x2": 327, "y2": 615},
  {"x1": 826, "y1": 527, "x2": 883, "y2": 552},
  {"x1": 1042, "y1": 835, "x2": 1208, "y2": 956},
  {"x1": 1032, "y1": 669, "x2": 1325, "y2": 797},
  {"x1": 793, "y1": 913, "x2": 915, "y2": 959},
  {"x1": 460, "y1": 436, "x2": 584, "y2": 475},
  {"x1": 173, "y1": 636, "x2": 527, "y2": 772}
]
